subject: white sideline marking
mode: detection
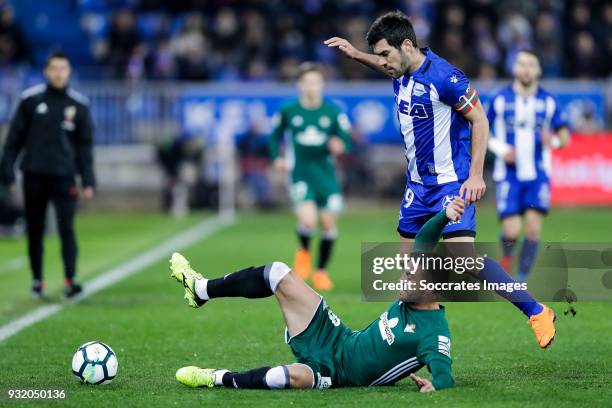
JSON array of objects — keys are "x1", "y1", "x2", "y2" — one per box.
[{"x1": 0, "y1": 214, "x2": 234, "y2": 343}]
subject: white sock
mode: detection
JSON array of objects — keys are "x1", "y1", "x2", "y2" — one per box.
[
  {"x1": 195, "y1": 278, "x2": 209, "y2": 300},
  {"x1": 214, "y1": 369, "x2": 229, "y2": 386}
]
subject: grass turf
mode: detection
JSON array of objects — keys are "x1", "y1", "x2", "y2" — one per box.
[{"x1": 0, "y1": 207, "x2": 610, "y2": 407}]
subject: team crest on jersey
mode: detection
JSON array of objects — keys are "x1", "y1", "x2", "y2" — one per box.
[
  {"x1": 36, "y1": 102, "x2": 48, "y2": 114},
  {"x1": 412, "y1": 83, "x2": 426, "y2": 96},
  {"x1": 318, "y1": 116, "x2": 331, "y2": 128},
  {"x1": 291, "y1": 115, "x2": 304, "y2": 126},
  {"x1": 378, "y1": 312, "x2": 399, "y2": 345}
]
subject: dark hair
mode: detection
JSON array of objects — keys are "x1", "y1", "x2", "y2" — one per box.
[
  {"x1": 366, "y1": 11, "x2": 417, "y2": 49},
  {"x1": 46, "y1": 51, "x2": 70, "y2": 67},
  {"x1": 516, "y1": 49, "x2": 539, "y2": 60},
  {"x1": 295, "y1": 62, "x2": 323, "y2": 80}
]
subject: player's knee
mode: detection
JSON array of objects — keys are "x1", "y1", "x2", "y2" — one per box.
[
  {"x1": 524, "y1": 225, "x2": 541, "y2": 241},
  {"x1": 267, "y1": 261, "x2": 291, "y2": 292},
  {"x1": 298, "y1": 222, "x2": 315, "y2": 234},
  {"x1": 321, "y1": 225, "x2": 337, "y2": 239},
  {"x1": 287, "y1": 364, "x2": 314, "y2": 389}
]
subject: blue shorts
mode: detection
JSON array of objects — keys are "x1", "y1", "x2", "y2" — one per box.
[
  {"x1": 495, "y1": 178, "x2": 550, "y2": 219},
  {"x1": 397, "y1": 180, "x2": 476, "y2": 239}
]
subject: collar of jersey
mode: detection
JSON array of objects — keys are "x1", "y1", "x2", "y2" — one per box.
[{"x1": 402, "y1": 47, "x2": 431, "y2": 86}]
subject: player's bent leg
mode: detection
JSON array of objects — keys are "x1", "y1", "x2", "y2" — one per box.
[
  {"x1": 176, "y1": 363, "x2": 314, "y2": 390},
  {"x1": 275, "y1": 269, "x2": 322, "y2": 338},
  {"x1": 169, "y1": 253, "x2": 291, "y2": 307},
  {"x1": 500, "y1": 215, "x2": 522, "y2": 273},
  {"x1": 294, "y1": 201, "x2": 317, "y2": 280},
  {"x1": 443, "y1": 237, "x2": 555, "y2": 348}
]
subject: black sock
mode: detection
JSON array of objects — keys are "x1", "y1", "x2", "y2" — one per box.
[
  {"x1": 318, "y1": 237, "x2": 335, "y2": 270},
  {"x1": 297, "y1": 228, "x2": 311, "y2": 250},
  {"x1": 205, "y1": 262, "x2": 290, "y2": 299},
  {"x1": 222, "y1": 366, "x2": 271, "y2": 389},
  {"x1": 221, "y1": 366, "x2": 290, "y2": 389},
  {"x1": 207, "y1": 265, "x2": 272, "y2": 299}
]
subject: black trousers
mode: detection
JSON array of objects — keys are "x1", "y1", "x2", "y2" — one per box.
[{"x1": 23, "y1": 173, "x2": 78, "y2": 282}]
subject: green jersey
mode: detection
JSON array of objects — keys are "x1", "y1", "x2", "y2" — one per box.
[
  {"x1": 269, "y1": 99, "x2": 351, "y2": 185},
  {"x1": 337, "y1": 301, "x2": 451, "y2": 387}
]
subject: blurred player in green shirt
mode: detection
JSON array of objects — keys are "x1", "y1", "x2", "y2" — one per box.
[
  {"x1": 169, "y1": 197, "x2": 467, "y2": 392},
  {"x1": 269, "y1": 63, "x2": 351, "y2": 291}
]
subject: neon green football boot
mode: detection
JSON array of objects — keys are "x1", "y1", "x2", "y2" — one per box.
[
  {"x1": 169, "y1": 252, "x2": 207, "y2": 308},
  {"x1": 176, "y1": 366, "x2": 217, "y2": 388}
]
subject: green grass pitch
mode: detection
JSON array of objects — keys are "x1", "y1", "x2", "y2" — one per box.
[{"x1": 0, "y1": 206, "x2": 611, "y2": 407}]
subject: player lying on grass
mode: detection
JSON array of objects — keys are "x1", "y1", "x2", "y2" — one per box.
[{"x1": 168, "y1": 198, "x2": 467, "y2": 392}]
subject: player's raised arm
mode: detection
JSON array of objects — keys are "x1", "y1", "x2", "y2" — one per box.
[
  {"x1": 460, "y1": 98, "x2": 489, "y2": 204},
  {"x1": 324, "y1": 37, "x2": 389, "y2": 77},
  {"x1": 268, "y1": 110, "x2": 287, "y2": 173}
]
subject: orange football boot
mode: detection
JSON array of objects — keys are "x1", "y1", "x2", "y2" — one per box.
[
  {"x1": 312, "y1": 269, "x2": 334, "y2": 291},
  {"x1": 528, "y1": 304, "x2": 556, "y2": 349},
  {"x1": 293, "y1": 249, "x2": 312, "y2": 280}
]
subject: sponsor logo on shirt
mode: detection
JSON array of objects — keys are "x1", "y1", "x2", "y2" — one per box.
[{"x1": 378, "y1": 312, "x2": 399, "y2": 345}]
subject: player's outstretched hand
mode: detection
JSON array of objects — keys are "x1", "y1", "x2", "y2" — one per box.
[
  {"x1": 273, "y1": 157, "x2": 287, "y2": 174},
  {"x1": 409, "y1": 373, "x2": 436, "y2": 393},
  {"x1": 328, "y1": 136, "x2": 345, "y2": 156},
  {"x1": 459, "y1": 174, "x2": 486, "y2": 204},
  {"x1": 324, "y1": 37, "x2": 361, "y2": 59},
  {"x1": 445, "y1": 196, "x2": 465, "y2": 221}
]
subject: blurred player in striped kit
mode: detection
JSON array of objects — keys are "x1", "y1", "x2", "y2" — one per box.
[{"x1": 487, "y1": 50, "x2": 570, "y2": 282}]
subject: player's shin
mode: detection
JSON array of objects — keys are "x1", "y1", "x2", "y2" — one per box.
[
  {"x1": 318, "y1": 228, "x2": 337, "y2": 270},
  {"x1": 499, "y1": 234, "x2": 517, "y2": 273},
  {"x1": 517, "y1": 239, "x2": 539, "y2": 282},
  {"x1": 219, "y1": 366, "x2": 293, "y2": 389},
  {"x1": 195, "y1": 262, "x2": 291, "y2": 300},
  {"x1": 476, "y1": 257, "x2": 543, "y2": 317},
  {"x1": 296, "y1": 224, "x2": 312, "y2": 250}
]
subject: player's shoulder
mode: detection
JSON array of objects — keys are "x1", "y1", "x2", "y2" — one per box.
[
  {"x1": 424, "y1": 49, "x2": 469, "y2": 85},
  {"x1": 322, "y1": 98, "x2": 343, "y2": 113},
  {"x1": 67, "y1": 88, "x2": 90, "y2": 107},
  {"x1": 491, "y1": 84, "x2": 515, "y2": 102},
  {"x1": 20, "y1": 83, "x2": 47, "y2": 101},
  {"x1": 279, "y1": 99, "x2": 300, "y2": 114},
  {"x1": 535, "y1": 86, "x2": 557, "y2": 101}
]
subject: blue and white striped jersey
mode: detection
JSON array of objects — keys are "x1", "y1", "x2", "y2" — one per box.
[
  {"x1": 487, "y1": 85, "x2": 568, "y2": 182},
  {"x1": 393, "y1": 48, "x2": 477, "y2": 186}
]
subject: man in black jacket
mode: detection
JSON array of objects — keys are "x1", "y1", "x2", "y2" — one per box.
[{"x1": 0, "y1": 51, "x2": 95, "y2": 298}]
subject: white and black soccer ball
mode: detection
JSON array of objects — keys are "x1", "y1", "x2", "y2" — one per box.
[{"x1": 71, "y1": 341, "x2": 118, "y2": 385}]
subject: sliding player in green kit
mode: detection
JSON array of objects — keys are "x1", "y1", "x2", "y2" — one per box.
[
  {"x1": 269, "y1": 62, "x2": 351, "y2": 291},
  {"x1": 168, "y1": 198, "x2": 466, "y2": 392}
]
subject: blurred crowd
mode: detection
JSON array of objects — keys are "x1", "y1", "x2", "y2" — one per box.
[{"x1": 0, "y1": 0, "x2": 610, "y2": 81}]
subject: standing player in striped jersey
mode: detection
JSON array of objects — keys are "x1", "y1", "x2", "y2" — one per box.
[
  {"x1": 487, "y1": 50, "x2": 570, "y2": 281},
  {"x1": 325, "y1": 11, "x2": 556, "y2": 348}
]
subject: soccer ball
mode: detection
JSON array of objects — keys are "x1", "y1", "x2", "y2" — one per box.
[{"x1": 71, "y1": 341, "x2": 118, "y2": 384}]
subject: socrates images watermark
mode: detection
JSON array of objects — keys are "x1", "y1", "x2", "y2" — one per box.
[
  {"x1": 369, "y1": 252, "x2": 528, "y2": 294},
  {"x1": 360, "y1": 242, "x2": 612, "y2": 302}
]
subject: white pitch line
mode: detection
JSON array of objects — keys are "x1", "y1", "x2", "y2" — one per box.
[{"x1": 0, "y1": 214, "x2": 235, "y2": 344}]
